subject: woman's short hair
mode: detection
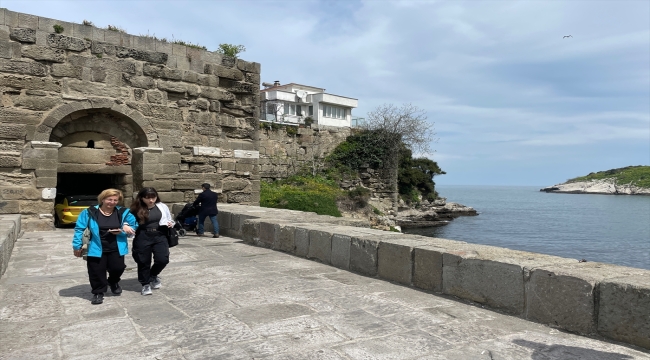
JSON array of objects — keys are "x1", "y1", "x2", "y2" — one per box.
[{"x1": 97, "y1": 188, "x2": 124, "y2": 204}]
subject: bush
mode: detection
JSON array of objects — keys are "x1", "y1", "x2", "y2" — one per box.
[
  {"x1": 398, "y1": 147, "x2": 444, "y2": 202},
  {"x1": 53, "y1": 24, "x2": 64, "y2": 34},
  {"x1": 216, "y1": 44, "x2": 246, "y2": 58},
  {"x1": 260, "y1": 176, "x2": 342, "y2": 217},
  {"x1": 285, "y1": 126, "x2": 298, "y2": 135}
]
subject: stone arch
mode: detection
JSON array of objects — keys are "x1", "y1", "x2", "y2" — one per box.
[{"x1": 34, "y1": 100, "x2": 156, "y2": 146}]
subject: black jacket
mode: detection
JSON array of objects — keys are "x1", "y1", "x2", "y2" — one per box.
[{"x1": 193, "y1": 189, "x2": 218, "y2": 216}]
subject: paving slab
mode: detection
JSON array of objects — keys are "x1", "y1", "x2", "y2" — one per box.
[{"x1": 0, "y1": 229, "x2": 648, "y2": 359}]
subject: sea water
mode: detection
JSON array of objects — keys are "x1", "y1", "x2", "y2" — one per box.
[{"x1": 403, "y1": 186, "x2": 650, "y2": 270}]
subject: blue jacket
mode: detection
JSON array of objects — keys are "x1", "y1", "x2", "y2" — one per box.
[{"x1": 72, "y1": 205, "x2": 138, "y2": 257}]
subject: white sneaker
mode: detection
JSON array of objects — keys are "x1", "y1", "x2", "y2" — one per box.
[
  {"x1": 141, "y1": 284, "x2": 152, "y2": 295},
  {"x1": 150, "y1": 276, "x2": 162, "y2": 289}
]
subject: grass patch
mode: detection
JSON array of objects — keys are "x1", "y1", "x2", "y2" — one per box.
[
  {"x1": 566, "y1": 166, "x2": 650, "y2": 188},
  {"x1": 261, "y1": 175, "x2": 343, "y2": 217}
]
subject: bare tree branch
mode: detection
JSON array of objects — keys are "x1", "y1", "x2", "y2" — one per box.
[{"x1": 362, "y1": 103, "x2": 437, "y2": 154}]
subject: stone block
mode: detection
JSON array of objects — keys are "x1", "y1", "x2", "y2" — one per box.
[
  {"x1": 20, "y1": 45, "x2": 65, "y2": 62},
  {"x1": 0, "y1": 187, "x2": 40, "y2": 200},
  {"x1": 46, "y1": 33, "x2": 90, "y2": 51},
  {"x1": 122, "y1": 74, "x2": 155, "y2": 89},
  {"x1": 294, "y1": 227, "x2": 309, "y2": 257},
  {"x1": 9, "y1": 28, "x2": 35, "y2": 43},
  {"x1": 598, "y1": 274, "x2": 650, "y2": 349},
  {"x1": 161, "y1": 164, "x2": 179, "y2": 174},
  {"x1": 19, "y1": 199, "x2": 53, "y2": 214},
  {"x1": 307, "y1": 229, "x2": 332, "y2": 264},
  {"x1": 0, "y1": 74, "x2": 61, "y2": 93},
  {"x1": 413, "y1": 246, "x2": 444, "y2": 292},
  {"x1": 51, "y1": 63, "x2": 83, "y2": 79},
  {"x1": 35, "y1": 177, "x2": 56, "y2": 188},
  {"x1": 192, "y1": 146, "x2": 221, "y2": 157},
  {"x1": 217, "y1": 211, "x2": 231, "y2": 231},
  {"x1": 222, "y1": 179, "x2": 248, "y2": 191},
  {"x1": 0, "y1": 59, "x2": 46, "y2": 76},
  {"x1": 331, "y1": 234, "x2": 351, "y2": 270},
  {"x1": 378, "y1": 239, "x2": 421, "y2": 285},
  {"x1": 142, "y1": 180, "x2": 172, "y2": 192},
  {"x1": 116, "y1": 47, "x2": 168, "y2": 64},
  {"x1": 0, "y1": 155, "x2": 21, "y2": 168},
  {"x1": 234, "y1": 150, "x2": 259, "y2": 159},
  {"x1": 143, "y1": 63, "x2": 182, "y2": 80},
  {"x1": 200, "y1": 86, "x2": 235, "y2": 101},
  {"x1": 241, "y1": 219, "x2": 260, "y2": 244},
  {"x1": 20, "y1": 158, "x2": 56, "y2": 170},
  {"x1": 160, "y1": 152, "x2": 181, "y2": 164},
  {"x1": 237, "y1": 59, "x2": 261, "y2": 74},
  {"x1": 443, "y1": 251, "x2": 523, "y2": 315},
  {"x1": 235, "y1": 163, "x2": 254, "y2": 173},
  {"x1": 0, "y1": 200, "x2": 20, "y2": 213},
  {"x1": 157, "y1": 191, "x2": 185, "y2": 203},
  {"x1": 259, "y1": 221, "x2": 275, "y2": 247},
  {"x1": 57, "y1": 147, "x2": 114, "y2": 164},
  {"x1": 273, "y1": 224, "x2": 295, "y2": 253},
  {"x1": 349, "y1": 236, "x2": 380, "y2": 276},
  {"x1": 526, "y1": 262, "x2": 647, "y2": 334}
]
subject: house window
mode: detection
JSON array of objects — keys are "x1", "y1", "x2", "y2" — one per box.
[
  {"x1": 285, "y1": 103, "x2": 296, "y2": 115},
  {"x1": 323, "y1": 105, "x2": 345, "y2": 119},
  {"x1": 309, "y1": 106, "x2": 313, "y2": 116},
  {"x1": 297, "y1": 105, "x2": 302, "y2": 116}
]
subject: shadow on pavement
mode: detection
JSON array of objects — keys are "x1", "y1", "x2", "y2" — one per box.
[
  {"x1": 512, "y1": 339, "x2": 635, "y2": 360},
  {"x1": 58, "y1": 278, "x2": 143, "y2": 299}
]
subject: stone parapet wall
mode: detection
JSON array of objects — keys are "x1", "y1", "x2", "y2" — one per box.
[
  {"x1": 0, "y1": 9, "x2": 262, "y2": 229},
  {"x1": 215, "y1": 204, "x2": 650, "y2": 350},
  {"x1": 0, "y1": 214, "x2": 20, "y2": 279}
]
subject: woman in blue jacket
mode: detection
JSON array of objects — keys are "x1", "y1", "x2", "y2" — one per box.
[{"x1": 72, "y1": 189, "x2": 138, "y2": 305}]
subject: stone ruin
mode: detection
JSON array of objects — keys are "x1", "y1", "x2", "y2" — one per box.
[{"x1": 0, "y1": 9, "x2": 261, "y2": 230}]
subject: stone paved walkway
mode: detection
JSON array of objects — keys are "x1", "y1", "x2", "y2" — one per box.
[{"x1": 0, "y1": 230, "x2": 648, "y2": 359}]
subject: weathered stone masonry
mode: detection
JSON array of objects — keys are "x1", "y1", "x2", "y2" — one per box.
[{"x1": 0, "y1": 9, "x2": 261, "y2": 230}]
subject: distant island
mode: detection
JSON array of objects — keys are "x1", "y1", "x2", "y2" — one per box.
[{"x1": 540, "y1": 165, "x2": 650, "y2": 195}]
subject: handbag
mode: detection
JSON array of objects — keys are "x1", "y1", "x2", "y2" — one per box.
[
  {"x1": 81, "y1": 227, "x2": 91, "y2": 260},
  {"x1": 167, "y1": 227, "x2": 179, "y2": 248}
]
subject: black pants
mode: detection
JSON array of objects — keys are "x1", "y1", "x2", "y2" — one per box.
[
  {"x1": 132, "y1": 231, "x2": 169, "y2": 285},
  {"x1": 86, "y1": 251, "x2": 126, "y2": 294}
]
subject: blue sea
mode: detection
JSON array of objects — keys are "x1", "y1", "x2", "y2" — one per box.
[{"x1": 403, "y1": 186, "x2": 650, "y2": 270}]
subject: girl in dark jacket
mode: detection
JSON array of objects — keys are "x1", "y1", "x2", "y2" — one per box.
[
  {"x1": 72, "y1": 189, "x2": 138, "y2": 305},
  {"x1": 130, "y1": 187, "x2": 174, "y2": 296}
]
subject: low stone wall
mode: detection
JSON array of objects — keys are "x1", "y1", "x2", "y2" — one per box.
[
  {"x1": 215, "y1": 204, "x2": 650, "y2": 350},
  {"x1": 0, "y1": 214, "x2": 21, "y2": 279}
]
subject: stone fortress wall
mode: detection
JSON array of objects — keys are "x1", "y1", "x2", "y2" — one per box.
[
  {"x1": 0, "y1": 9, "x2": 261, "y2": 230},
  {"x1": 259, "y1": 125, "x2": 398, "y2": 214}
]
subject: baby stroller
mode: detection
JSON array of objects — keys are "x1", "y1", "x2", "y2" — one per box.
[{"x1": 174, "y1": 203, "x2": 198, "y2": 237}]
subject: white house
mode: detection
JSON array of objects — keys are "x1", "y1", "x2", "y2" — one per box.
[{"x1": 260, "y1": 82, "x2": 359, "y2": 128}]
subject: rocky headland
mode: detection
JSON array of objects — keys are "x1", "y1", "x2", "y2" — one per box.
[
  {"x1": 393, "y1": 198, "x2": 478, "y2": 228},
  {"x1": 541, "y1": 166, "x2": 650, "y2": 196}
]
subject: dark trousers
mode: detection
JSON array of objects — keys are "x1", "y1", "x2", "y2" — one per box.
[
  {"x1": 86, "y1": 251, "x2": 126, "y2": 294},
  {"x1": 132, "y1": 231, "x2": 169, "y2": 285}
]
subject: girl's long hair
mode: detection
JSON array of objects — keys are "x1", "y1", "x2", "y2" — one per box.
[{"x1": 130, "y1": 187, "x2": 161, "y2": 224}]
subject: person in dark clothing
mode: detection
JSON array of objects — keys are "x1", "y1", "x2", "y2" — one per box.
[
  {"x1": 130, "y1": 187, "x2": 174, "y2": 296},
  {"x1": 193, "y1": 183, "x2": 219, "y2": 238},
  {"x1": 72, "y1": 189, "x2": 138, "y2": 305}
]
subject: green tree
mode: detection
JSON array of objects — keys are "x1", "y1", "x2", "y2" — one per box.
[
  {"x1": 216, "y1": 44, "x2": 246, "y2": 58},
  {"x1": 398, "y1": 147, "x2": 445, "y2": 202}
]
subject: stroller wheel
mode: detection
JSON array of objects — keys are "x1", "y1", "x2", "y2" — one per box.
[{"x1": 178, "y1": 229, "x2": 187, "y2": 237}]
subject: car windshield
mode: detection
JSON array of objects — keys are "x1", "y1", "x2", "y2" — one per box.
[{"x1": 66, "y1": 196, "x2": 97, "y2": 206}]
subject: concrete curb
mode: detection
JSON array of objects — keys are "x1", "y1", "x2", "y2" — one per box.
[{"x1": 213, "y1": 203, "x2": 650, "y2": 350}]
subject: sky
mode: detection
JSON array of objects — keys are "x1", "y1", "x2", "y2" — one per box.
[{"x1": 4, "y1": 0, "x2": 649, "y2": 186}]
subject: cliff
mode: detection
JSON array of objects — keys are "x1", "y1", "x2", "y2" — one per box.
[{"x1": 541, "y1": 166, "x2": 650, "y2": 195}]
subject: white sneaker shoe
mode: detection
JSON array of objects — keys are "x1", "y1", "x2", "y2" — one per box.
[
  {"x1": 141, "y1": 284, "x2": 152, "y2": 295},
  {"x1": 150, "y1": 276, "x2": 162, "y2": 289}
]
